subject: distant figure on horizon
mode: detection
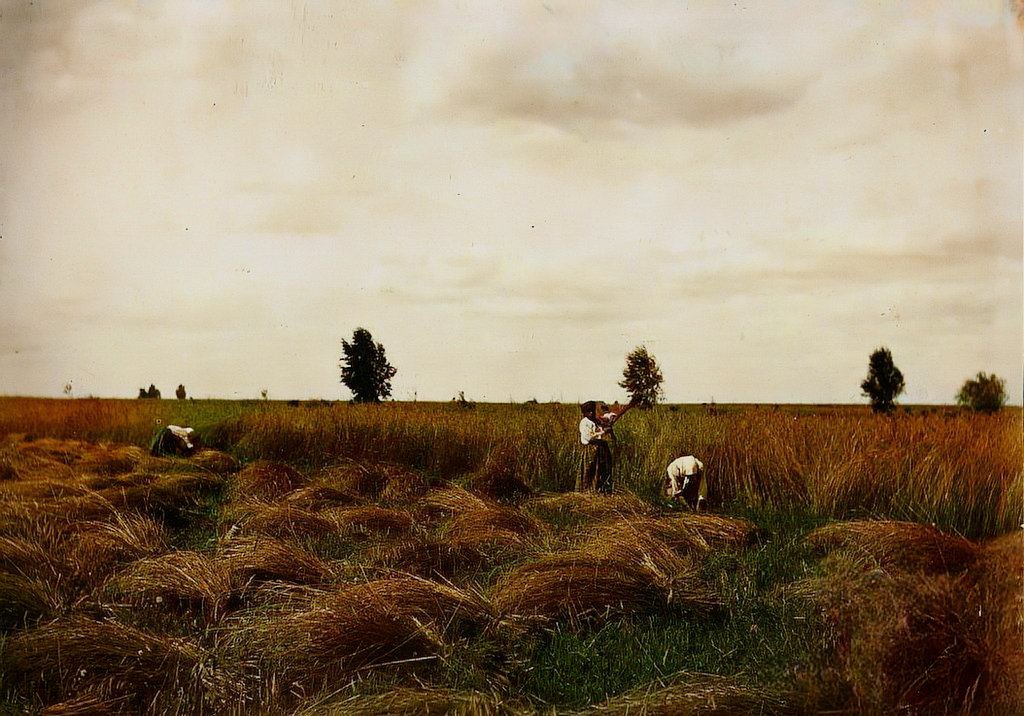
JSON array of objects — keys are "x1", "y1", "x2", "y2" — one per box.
[{"x1": 577, "y1": 400, "x2": 632, "y2": 493}]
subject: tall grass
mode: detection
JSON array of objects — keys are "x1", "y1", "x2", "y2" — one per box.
[{"x1": 1, "y1": 399, "x2": 1019, "y2": 536}]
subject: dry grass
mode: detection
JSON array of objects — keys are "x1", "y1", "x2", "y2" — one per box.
[
  {"x1": 227, "y1": 503, "x2": 344, "y2": 540},
  {"x1": 0, "y1": 616, "x2": 241, "y2": 705},
  {"x1": 106, "y1": 551, "x2": 234, "y2": 622},
  {"x1": 230, "y1": 460, "x2": 306, "y2": 502},
  {"x1": 316, "y1": 459, "x2": 429, "y2": 502},
  {"x1": 492, "y1": 532, "x2": 719, "y2": 623},
  {"x1": 525, "y1": 492, "x2": 655, "y2": 524},
  {"x1": 220, "y1": 536, "x2": 338, "y2": 589},
  {"x1": 300, "y1": 687, "x2": 525, "y2": 715},
  {"x1": 243, "y1": 576, "x2": 496, "y2": 687},
  {"x1": 188, "y1": 448, "x2": 241, "y2": 474},
  {"x1": 581, "y1": 671, "x2": 794, "y2": 715},
  {"x1": 444, "y1": 503, "x2": 547, "y2": 553},
  {"x1": 284, "y1": 484, "x2": 364, "y2": 510},
  {"x1": 368, "y1": 534, "x2": 490, "y2": 581},
  {"x1": 324, "y1": 505, "x2": 414, "y2": 537},
  {"x1": 968, "y1": 532, "x2": 1024, "y2": 714},
  {"x1": 807, "y1": 519, "x2": 980, "y2": 573}
]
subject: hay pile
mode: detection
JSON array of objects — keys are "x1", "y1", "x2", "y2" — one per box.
[
  {"x1": 316, "y1": 460, "x2": 430, "y2": 502},
  {"x1": 106, "y1": 551, "x2": 234, "y2": 622},
  {"x1": 0, "y1": 616, "x2": 241, "y2": 707},
  {"x1": 245, "y1": 576, "x2": 496, "y2": 686},
  {"x1": 301, "y1": 687, "x2": 525, "y2": 715},
  {"x1": 492, "y1": 532, "x2": 719, "y2": 622},
  {"x1": 807, "y1": 519, "x2": 979, "y2": 573},
  {"x1": 796, "y1": 524, "x2": 1022, "y2": 714},
  {"x1": 524, "y1": 492, "x2": 654, "y2": 525},
  {"x1": 230, "y1": 461, "x2": 306, "y2": 502},
  {"x1": 581, "y1": 671, "x2": 793, "y2": 715}
]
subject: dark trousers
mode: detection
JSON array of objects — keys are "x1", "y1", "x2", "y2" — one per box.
[{"x1": 577, "y1": 440, "x2": 612, "y2": 493}]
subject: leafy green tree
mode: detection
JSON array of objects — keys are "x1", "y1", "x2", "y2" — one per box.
[
  {"x1": 176, "y1": 384, "x2": 187, "y2": 400},
  {"x1": 956, "y1": 372, "x2": 1007, "y2": 413},
  {"x1": 860, "y1": 347, "x2": 904, "y2": 414},
  {"x1": 340, "y1": 328, "x2": 397, "y2": 403},
  {"x1": 619, "y1": 345, "x2": 664, "y2": 409}
]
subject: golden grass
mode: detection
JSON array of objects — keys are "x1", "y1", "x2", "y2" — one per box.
[
  {"x1": 807, "y1": 519, "x2": 980, "y2": 573},
  {"x1": 106, "y1": 551, "x2": 234, "y2": 622},
  {"x1": 0, "y1": 616, "x2": 241, "y2": 705},
  {"x1": 300, "y1": 687, "x2": 524, "y2": 715},
  {"x1": 492, "y1": 532, "x2": 719, "y2": 623},
  {"x1": 227, "y1": 503, "x2": 344, "y2": 540},
  {"x1": 323, "y1": 505, "x2": 414, "y2": 537},
  {"x1": 444, "y1": 503, "x2": 547, "y2": 553},
  {"x1": 243, "y1": 576, "x2": 496, "y2": 686},
  {"x1": 220, "y1": 536, "x2": 338, "y2": 589},
  {"x1": 283, "y1": 484, "x2": 364, "y2": 510},
  {"x1": 581, "y1": 671, "x2": 793, "y2": 715},
  {"x1": 230, "y1": 460, "x2": 306, "y2": 502},
  {"x1": 525, "y1": 492, "x2": 655, "y2": 524},
  {"x1": 368, "y1": 534, "x2": 490, "y2": 581}
]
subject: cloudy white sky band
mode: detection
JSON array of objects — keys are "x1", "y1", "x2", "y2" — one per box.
[{"x1": 1, "y1": 1, "x2": 1021, "y2": 403}]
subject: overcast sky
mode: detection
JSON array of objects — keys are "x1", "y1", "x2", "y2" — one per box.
[{"x1": 1, "y1": 1, "x2": 1021, "y2": 403}]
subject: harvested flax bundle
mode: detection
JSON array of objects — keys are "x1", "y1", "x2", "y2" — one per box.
[
  {"x1": 228, "y1": 504, "x2": 342, "y2": 540},
  {"x1": 76, "y1": 445, "x2": 146, "y2": 476},
  {"x1": 368, "y1": 535, "x2": 489, "y2": 581},
  {"x1": 324, "y1": 505, "x2": 414, "y2": 537},
  {"x1": 246, "y1": 576, "x2": 495, "y2": 686},
  {"x1": 0, "y1": 616, "x2": 240, "y2": 704},
  {"x1": 469, "y1": 443, "x2": 534, "y2": 502},
  {"x1": 316, "y1": 460, "x2": 425, "y2": 500},
  {"x1": 283, "y1": 484, "x2": 363, "y2": 511},
  {"x1": 807, "y1": 520, "x2": 979, "y2": 573},
  {"x1": 833, "y1": 572, "x2": 986, "y2": 714},
  {"x1": 231, "y1": 461, "x2": 305, "y2": 502},
  {"x1": 587, "y1": 517, "x2": 711, "y2": 556},
  {"x1": 188, "y1": 449, "x2": 240, "y2": 475},
  {"x1": 106, "y1": 551, "x2": 234, "y2": 621},
  {"x1": 40, "y1": 688, "x2": 131, "y2": 716},
  {"x1": 445, "y1": 503, "x2": 547, "y2": 553},
  {"x1": 422, "y1": 485, "x2": 492, "y2": 516},
  {"x1": 968, "y1": 532, "x2": 1024, "y2": 713},
  {"x1": 0, "y1": 572, "x2": 60, "y2": 628},
  {"x1": 524, "y1": 492, "x2": 654, "y2": 525},
  {"x1": 300, "y1": 687, "x2": 525, "y2": 715},
  {"x1": 220, "y1": 536, "x2": 337, "y2": 588},
  {"x1": 69, "y1": 515, "x2": 169, "y2": 587},
  {"x1": 582, "y1": 671, "x2": 794, "y2": 715},
  {"x1": 493, "y1": 533, "x2": 719, "y2": 622}
]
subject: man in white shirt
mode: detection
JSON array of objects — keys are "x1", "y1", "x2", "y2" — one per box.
[
  {"x1": 665, "y1": 455, "x2": 707, "y2": 510},
  {"x1": 577, "y1": 401, "x2": 613, "y2": 492}
]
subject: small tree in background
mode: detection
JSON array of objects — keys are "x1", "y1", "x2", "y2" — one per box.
[
  {"x1": 860, "y1": 347, "x2": 904, "y2": 414},
  {"x1": 176, "y1": 384, "x2": 187, "y2": 400},
  {"x1": 619, "y1": 345, "x2": 664, "y2": 409},
  {"x1": 956, "y1": 372, "x2": 1007, "y2": 413},
  {"x1": 340, "y1": 327, "x2": 397, "y2": 403}
]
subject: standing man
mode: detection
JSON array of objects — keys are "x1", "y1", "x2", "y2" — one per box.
[{"x1": 577, "y1": 400, "x2": 634, "y2": 493}]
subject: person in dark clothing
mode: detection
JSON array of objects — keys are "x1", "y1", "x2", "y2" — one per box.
[{"x1": 149, "y1": 424, "x2": 198, "y2": 457}]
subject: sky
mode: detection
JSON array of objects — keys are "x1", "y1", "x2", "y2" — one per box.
[{"x1": 1, "y1": 0, "x2": 1021, "y2": 404}]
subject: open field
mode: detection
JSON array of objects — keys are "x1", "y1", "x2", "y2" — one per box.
[{"x1": 0, "y1": 398, "x2": 1021, "y2": 714}]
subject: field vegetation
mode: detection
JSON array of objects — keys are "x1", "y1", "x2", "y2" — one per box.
[{"x1": 0, "y1": 397, "x2": 1020, "y2": 714}]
